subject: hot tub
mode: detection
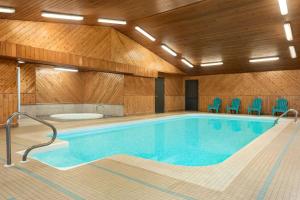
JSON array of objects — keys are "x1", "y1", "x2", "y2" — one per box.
[{"x1": 50, "y1": 113, "x2": 104, "y2": 120}]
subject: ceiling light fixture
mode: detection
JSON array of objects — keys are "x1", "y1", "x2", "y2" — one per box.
[
  {"x1": 161, "y1": 44, "x2": 177, "y2": 57},
  {"x1": 0, "y1": 6, "x2": 15, "y2": 13},
  {"x1": 97, "y1": 18, "x2": 127, "y2": 25},
  {"x1": 284, "y1": 23, "x2": 293, "y2": 41},
  {"x1": 249, "y1": 57, "x2": 279, "y2": 63},
  {"x1": 289, "y1": 46, "x2": 297, "y2": 59},
  {"x1": 135, "y1": 26, "x2": 156, "y2": 42},
  {"x1": 17, "y1": 60, "x2": 25, "y2": 64},
  {"x1": 278, "y1": 0, "x2": 288, "y2": 15},
  {"x1": 54, "y1": 67, "x2": 79, "y2": 72},
  {"x1": 41, "y1": 12, "x2": 84, "y2": 21},
  {"x1": 181, "y1": 58, "x2": 194, "y2": 68},
  {"x1": 201, "y1": 61, "x2": 223, "y2": 67}
]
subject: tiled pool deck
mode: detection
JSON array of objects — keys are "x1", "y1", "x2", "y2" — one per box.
[{"x1": 0, "y1": 112, "x2": 299, "y2": 200}]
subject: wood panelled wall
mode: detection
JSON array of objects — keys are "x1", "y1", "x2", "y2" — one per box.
[
  {"x1": 21, "y1": 64, "x2": 157, "y2": 116},
  {"x1": 164, "y1": 77, "x2": 185, "y2": 112},
  {"x1": 0, "y1": 59, "x2": 17, "y2": 126},
  {"x1": 0, "y1": 19, "x2": 183, "y2": 77},
  {"x1": 29, "y1": 66, "x2": 124, "y2": 105},
  {"x1": 36, "y1": 67, "x2": 83, "y2": 104},
  {"x1": 21, "y1": 64, "x2": 36, "y2": 105},
  {"x1": 124, "y1": 75, "x2": 155, "y2": 115},
  {"x1": 186, "y1": 70, "x2": 300, "y2": 114},
  {"x1": 81, "y1": 72, "x2": 124, "y2": 105}
]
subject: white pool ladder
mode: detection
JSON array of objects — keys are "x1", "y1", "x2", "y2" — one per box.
[
  {"x1": 4, "y1": 112, "x2": 57, "y2": 167},
  {"x1": 274, "y1": 109, "x2": 298, "y2": 124}
]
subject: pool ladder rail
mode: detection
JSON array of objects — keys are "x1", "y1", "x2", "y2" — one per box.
[
  {"x1": 4, "y1": 112, "x2": 57, "y2": 167},
  {"x1": 274, "y1": 109, "x2": 298, "y2": 124}
]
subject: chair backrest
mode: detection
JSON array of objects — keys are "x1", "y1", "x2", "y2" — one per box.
[
  {"x1": 231, "y1": 98, "x2": 241, "y2": 107},
  {"x1": 252, "y1": 98, "x2": 262, "y2": 108},
  {"x1": 276, "y1": 98, "x2": 288, "y2": 109},
  {"x1": 213, "y1": 97, "x2": 222, "y2": 106}
]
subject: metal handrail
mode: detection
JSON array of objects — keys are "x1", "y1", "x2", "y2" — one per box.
[
  {"x1": 4, "y1": 112, "x2": 57, "y2": 167},
  {"x1": 274, "y1": 109, "x2": 298, "y2": 124}
]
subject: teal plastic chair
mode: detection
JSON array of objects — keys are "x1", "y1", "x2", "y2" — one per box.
[
  {"x1": 208, "y1": 97, "x2": 222, "y2": 113},
  {"x1": 272, "y1": 98, "x2": 288, "y2": 116},
  {"x1": 226, "y1": 98, "x2": 241, "y2": 114},
  {"x1": 248, "y1": 98, "x2": 262, "y2": 115}
]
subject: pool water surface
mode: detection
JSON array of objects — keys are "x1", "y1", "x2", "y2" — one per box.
[{"x1": 30, "y1": 115, "x2": 274, "y2": 169}]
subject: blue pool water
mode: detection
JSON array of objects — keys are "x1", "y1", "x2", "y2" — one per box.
[{"x1": 31, "y1": 115, "x2": 274, "y2": 169}]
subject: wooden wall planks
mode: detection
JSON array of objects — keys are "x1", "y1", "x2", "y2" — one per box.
[
  {"x1": 81, "y1": 72, "x2": 124, "y2": 105},
  {"x1": 0, "y1": 19, "x2": 183, "y2": 77},
  {"x1": 0, "y1": 59, "x2": 18, "y2": 126},
  {"x1": 21, "y1": 64, "x2": 36, "y2": 105},
  {"x1": 124, "y1": 75, "x2": 155, "y2": 115},
  {"x1": 18, "y1": 62, "x2": 300, "y2": 116},
  {"x1": 186, "y1": 70, "x2": 300, "y2": 114},
  {"x1": 164, "y1": 76, "x2": 185, "y2": 112},
  {"x1": 21, "y1": 65, "x2": 156, "y2": 117},
  {"x1": 36, "y1": 67, "x2": 83, "y2": 104}
]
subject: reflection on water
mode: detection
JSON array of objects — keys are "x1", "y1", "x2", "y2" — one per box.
[
  {"x1": 228, "y1": 120, "x2": 242, "y2": 132},
  {"x1": 208, "y1": 119, "x2": 222, "y2": 130}
]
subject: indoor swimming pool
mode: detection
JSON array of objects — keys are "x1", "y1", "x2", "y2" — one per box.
[{"x1": 30, "y1": 114, "x2": 275, "y2": 170}]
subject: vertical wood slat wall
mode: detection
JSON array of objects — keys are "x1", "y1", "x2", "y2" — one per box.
[
  {"x1": 164, "y1": 77, "x2": 185, "y2": 112},
  {"x1": 124, "y1": 75, "x2": 155, "y2": 115},
  {"x1": 186, "y1": 70, "x2": 300, "y2": 115}
]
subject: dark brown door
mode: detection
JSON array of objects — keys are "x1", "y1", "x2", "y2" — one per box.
[
  {"x1": 185, "y1": 80, "x2": 198, "y2": 111},
  {"x1": 155, "y1": 77, "x2": 165, "y2": 113}
]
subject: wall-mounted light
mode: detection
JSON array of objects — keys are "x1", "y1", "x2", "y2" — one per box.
[
  {"x1": 249, "y1": 57, "x2": 279, "y2": 63},
  {"x1": 97, "y1": 18, "x2": 127, "y2": 25},
  {"x1": 284, "y1": 23, "x2": 293, "y2": 41},
  {"x1": 289, "y1": 46, "x2": 297, "y2": 59},
  {"x1": 17, "y1": 60, "x2": 25, "y2": 64},
  {"x1": 135, "y1": 26, "x2": 156, "y2": 42},
  {"x1": 181, "y1": 58, "x2": 194, "y2": 68},
  {"x1": 278, "y1": 0, "x2": 288, "y2": 15},
  {"x1": 201, "y1": 61, "x2": 223, "y2": 67},
  {"x1": 54, "y1": 67, "x2": 79, "y2": 72},
  {"x1": 161, "y1": 44, "x2": 177, "y2": 57},
  {"x1": 41, "y1": 12, "x2": 84, "y2": 21},
  {"x1": 0, "y1": 7, "x2": 15, "y2": 13}
]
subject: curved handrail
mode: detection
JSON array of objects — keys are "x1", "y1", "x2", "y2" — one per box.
[
  {"x1": 274, "y1": 109, "x2": 298, "y2": 124},
  {"x1": 4, "y1": 112, "x2": 57, "y2": 166}
]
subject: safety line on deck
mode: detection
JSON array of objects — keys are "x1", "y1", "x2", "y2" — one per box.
[
  {"x1": 257, "y1": 123, "x2": 300, "y2": 200},
  {"x1": 0, "y1": 157, "x2": 84, "y2": 200},
  {"x1": 11, "y1": 141, "x2": 197, "y2": 200},
  {"x1": 90, "y1": 163, "x2": 197, "y2": 200}
]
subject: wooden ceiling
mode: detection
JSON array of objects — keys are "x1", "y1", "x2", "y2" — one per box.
[{"x1": 0, "y1": 0, "x2": 299, "y2": 75}]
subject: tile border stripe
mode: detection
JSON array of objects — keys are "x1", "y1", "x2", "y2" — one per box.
[
  {"x1": 90, "y1": 163, "x2": 197, "y2": 200},
  {"x1": 257, "y1": 123, "x2": 300, "y2": 200}
]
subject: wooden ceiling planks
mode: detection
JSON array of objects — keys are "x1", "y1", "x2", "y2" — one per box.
[{"x1": 0, "y1": 0, "x2": 299, "y2": 75}]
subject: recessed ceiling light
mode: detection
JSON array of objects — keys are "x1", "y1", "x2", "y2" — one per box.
[
  {"x1": 289, "y1": 46, "x2": 297, "y2": 59},
  {"x1": 201, "y1": 61, "x2": 223, "y2": 67},
  {"x1": 54, "y1": 67, "x2": 78, "y2": 72},
  {"x1": 161, "y1": 45, "x2": 177, "y2": 57},
  {"x1": 41, "y1": 12, "x2": 84, "y2": 21},
  {"x1": 284, "y1": 23, "x2": 293, "y2": 41},
  {"x1": 0, "y1": 7, "x2": 15, "y2": 13},
  {"x1": 249, "y1": 57, "x2": 279, "y2": 63},
  {"x1": 181, "y1": 58, "x2": 194, "y2": 68},
  {"x1": 135, "y1": 26, "x2": 156, "y2": 42},
  {"x1": 278, "y1": 0, "x2": 288, "y2": 15},
  {"x1": 97, "y1": 18, "x2": 127, "y2": 25}
]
